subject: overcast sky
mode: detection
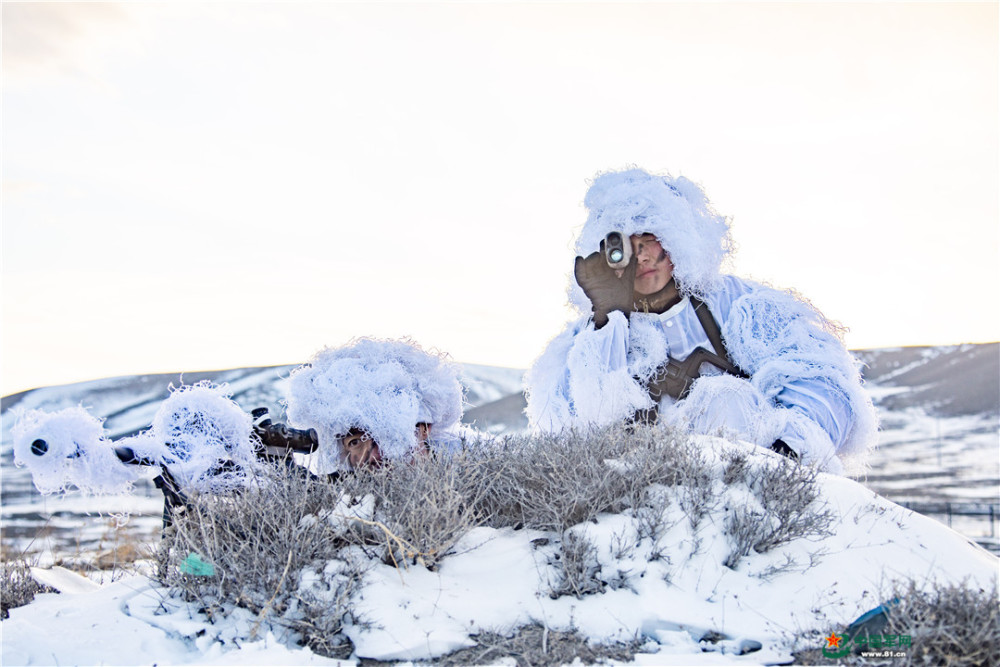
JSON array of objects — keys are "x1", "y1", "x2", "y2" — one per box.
[{"x1": 2, "y1": 2, "x2": 997, "y2": 396}]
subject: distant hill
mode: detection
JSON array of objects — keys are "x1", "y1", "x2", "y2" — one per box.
[
  {"x1": 854, "y1": 343, "x2": 999, "y2": 417},
  {"x1": 466, "y1": 342, "x2": 1000, "y2": 433},
  {"x1": 3, "y1": 343, "x2": 996, "y2": 437},
  {"x1": 1, "y1": 363, "x2": 526, "y2": 440}
]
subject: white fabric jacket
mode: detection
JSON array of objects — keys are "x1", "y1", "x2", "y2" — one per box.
[{"x1": 525, "y1": 275, "x2": 878, "y2": 473}]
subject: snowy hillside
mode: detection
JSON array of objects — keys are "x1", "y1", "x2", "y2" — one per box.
[
  {"x1": 2, "y1": 431, "x2": 997, "y2": 666},
  {"x1": 854, "y1": 343, "x2": 999, "y2": 417},
  {"x1": 0, "y1": 361, "x2": 526, "y2": 440},
  {"x1": 854, "y1": 344, "x2": 999, "y2": 551}
]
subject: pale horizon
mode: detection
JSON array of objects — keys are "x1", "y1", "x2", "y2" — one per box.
[{"x1": 3, "y1": 2, "x2": 998, "y2": 397}]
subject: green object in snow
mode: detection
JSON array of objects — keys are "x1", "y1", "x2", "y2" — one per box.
[{"x1": 180, "y1": 552, "x2": 215, "y2": 576}]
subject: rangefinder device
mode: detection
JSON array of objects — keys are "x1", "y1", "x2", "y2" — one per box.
[{"x1": 604, "y1": 231, "x2": 632, "y2": 269}]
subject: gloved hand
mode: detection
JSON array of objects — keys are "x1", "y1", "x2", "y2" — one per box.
[
  {"x1": 770, "y1": 439, "x2": 800, "y2": 462},
  {"x1": 574, "y1": 246, "x2": 637, "y2": 329}
]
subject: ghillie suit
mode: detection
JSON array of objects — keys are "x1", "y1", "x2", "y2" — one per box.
[
  {"x1": 286, "y1": 337, "x2": 465, "y2": 473},
  {"x1": 525, "y1": 168, "x2": 877, "y2": 473}
]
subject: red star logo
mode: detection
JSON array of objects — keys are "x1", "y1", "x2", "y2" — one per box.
[{"x1": 826, "y1": 633, "x2": 842, "y2": 649}]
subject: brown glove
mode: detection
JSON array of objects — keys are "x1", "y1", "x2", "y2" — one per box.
[{"x1": 574, "y1": 247, "x2": 638, "y2": 329}]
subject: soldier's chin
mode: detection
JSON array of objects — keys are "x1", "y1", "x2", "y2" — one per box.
[{"x1": 634, "y1": 279, "x2": 658, "y2": 295}]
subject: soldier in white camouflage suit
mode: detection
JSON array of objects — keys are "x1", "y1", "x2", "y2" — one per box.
[{"x1": 526, "y1": 168, "x2": 877, "y2": 473}]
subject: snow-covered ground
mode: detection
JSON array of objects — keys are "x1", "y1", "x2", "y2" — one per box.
[{"x1": 2, "y1": 435, "x2": 997, "y2": 666}]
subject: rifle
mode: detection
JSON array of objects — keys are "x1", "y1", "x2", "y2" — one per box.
[
  {"x1": 250, "y1": 407, "x2": 319, "y2": 460},
  {"x1": 151, "y1": 408, "x2": 321, "y2": 528},
  {"x1": 634, "y1": 346, "x2": 748, "y2": 423},
  {"x1": 22, "y1": 406, "x2": 318, "y2": 468},
  {"x1": 14, "y1": 390, "x2": 323, "y2": 528}
]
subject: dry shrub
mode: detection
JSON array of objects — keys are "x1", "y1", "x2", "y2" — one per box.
[
  {"x1": 157, "y1": 424, "x2": 703, "y2": 651},
  {"x1": 671, "y1": 444, "x2": 715, "y2": 530},
  {"x1": 1, "y1": 556, "x2": 54, "y2": 619},
  {"x1": 724, "y1": 456, "x2": 836, "y2": 569},
  {"x1": 722, "y1": 447, "x2": 750, "y2": 485},
  {"x1": 885, "y1": 579, "x2": 999, "y2": 667},
  {"x1": 437, "y1": 623, "x2": 645, "y2": 667},
  {"x1": 724, "y1": 506, "x2": 770, "y2": 569},
  {"x1": 793, "y1": 580, "x2": 999, "y2": 667},
  {"x1": 338, "y1": 449, "x2": 496, "y2": 568},
  {"x1": 472, "y1": 429, "x2": 630, "y2": 532},
  {"x1": 751, "y1": 458, "x2": 836, "y2": 552},
  {"x1": 159, "y1": 464, "x2": 369, "y2": 658},
  {"x1": 548, "y1": 531, "x2": 605, "y2": 599},
  {"x1": 472, "y1": 423, "x2": 693, "y2": 533}
]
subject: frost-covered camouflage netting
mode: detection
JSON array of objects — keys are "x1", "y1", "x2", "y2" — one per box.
[
  {"x1": 287, "y1": 338, "x2": 464, "y2": 472},
  {"x1": 722, "y1": 286, "x2": 878, "y2": 463},
  {"x1": 13, "y1": 382, "x2": 260, "y2": 496},
  {"x1": 11, "y1": 406, "x2": 140, "y2": 495},
  {"x1": 572, "y1": 168, "x2": 733, "y2": 305},
  {"x1": 124, "y1": 382, "x2": 258, "y2": 492}
]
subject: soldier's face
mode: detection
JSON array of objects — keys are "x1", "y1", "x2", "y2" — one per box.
[
  {"x1": 340, "y1": 428, "x2": 383, "y2": 469},
  {"x1": 413, "y1": 422, "x2": 433, "y2": 458},
  {"x1": 630, "y1": 233, "x2": 674, "y2": 295}
]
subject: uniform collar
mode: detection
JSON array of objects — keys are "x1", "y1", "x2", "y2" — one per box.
[
  {"x1": 633, "y1": 278, "x2": 681, "y2": 315},
  {"x1": 657, "y1": 296, "x2": 689, "y2": 320}
]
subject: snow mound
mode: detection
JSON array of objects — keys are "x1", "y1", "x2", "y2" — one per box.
[{"x1": 337, "y1": 437, "x2": 996, "y2": 662}]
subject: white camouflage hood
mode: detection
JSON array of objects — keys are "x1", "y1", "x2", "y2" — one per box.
[
  {"x1": 286, "y1": 338, "x2": 464, "y2": 472},
  {"x1": 571, "y1": 168, "x2": 733, "y2": 307}
]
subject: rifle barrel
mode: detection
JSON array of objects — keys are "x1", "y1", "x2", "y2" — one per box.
[{"x1": 113, "y1": 447, "x2": 159, "y2": 466}]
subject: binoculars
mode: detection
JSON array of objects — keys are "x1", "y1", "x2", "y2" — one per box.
[{"x1": 604, "y1": 232, "x2": 632, "y2": 269}]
